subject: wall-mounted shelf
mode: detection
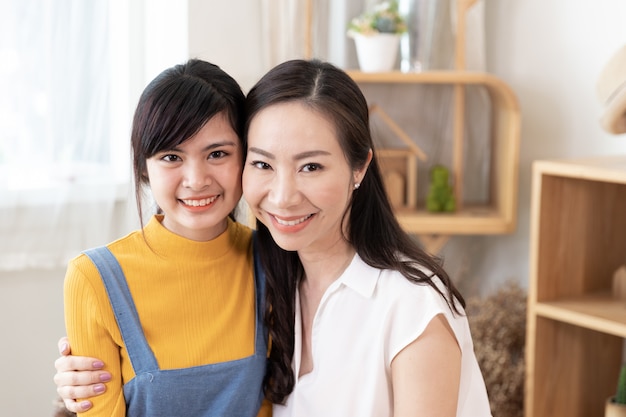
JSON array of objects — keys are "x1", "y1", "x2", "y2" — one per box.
[{"x1": 347, "y1": 70, "x2": 521, "y2": 239}]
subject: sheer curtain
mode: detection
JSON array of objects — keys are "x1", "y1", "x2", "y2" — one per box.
[
  {"x1": 0, "y1": 0, "x2": 190, "y2": 271},
  {"x1": 0, "y1": 1, "x2": 160, "y2": 271},
  {"x1": 259, "y1": 0, "x2": 485, "y2": 70}
]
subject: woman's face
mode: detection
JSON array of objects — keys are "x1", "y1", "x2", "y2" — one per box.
[
  {"x1": 146, "y1": 111, "x2": 243, "y2": 241},
  {"x1": 243, "y1": 101, "x2": 365, "y2": 255}
]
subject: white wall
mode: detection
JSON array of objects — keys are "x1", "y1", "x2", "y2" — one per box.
[
  {"x1": 475, "y1": 0, "x2": 626, "y2": 294},
  {"x1": 187, "y1": 0, "x2": 264, "y2": 92},
  {"x1": 4, "y1": 1, "x2": 626, "y2": 416},
  {"x1": 0, "y1": 267, "x2": 67, "y2": 417}
]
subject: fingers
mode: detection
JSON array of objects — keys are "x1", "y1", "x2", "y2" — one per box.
[
  {"x1": 54, "y1": 367, "x2": 111, "y2": 388},
  {"x1": 54, "y1": 354, "x2": 105, "y2": 373},
  {"x1": 62, "y1": 396, "x2": 94, "y2": 413},
  {"x1": 58, "y1": 336, "x2": 71, "y2": 355},
  {"x1": 57, "y1": 381, "x2": 107, "y2": 410},
  {"x1": 53, "y1": 336, "x2": 111, "y2": 413},
  {"x1": 55, "y1": 370, "x2": 110, "y2": 413}
]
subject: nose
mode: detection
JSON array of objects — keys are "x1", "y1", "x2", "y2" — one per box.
[
  {"x1": 182, "y1": 161, "x2": 211, "y2": 190},
  {"x1": 267, "y1": 170, "x2": 301, "y2": 208}
]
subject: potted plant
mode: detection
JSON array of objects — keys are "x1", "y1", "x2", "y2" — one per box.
[
  {"x1": 347, "y1": 1, "x2": 407, "y2": 72},
  {"x1": 607, "y1": 363, "x2": 626, "y2": 417}
]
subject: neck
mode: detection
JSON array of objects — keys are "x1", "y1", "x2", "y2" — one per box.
[{"x1": 298, "y1": 239, "x2": 356, "y2": 293}]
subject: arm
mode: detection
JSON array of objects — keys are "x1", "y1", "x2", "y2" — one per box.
[
  {"x1": 54, "y1": 337, "x2": 113, "y2": 413},
  {"x1": 255, "y1": 399, "x2": 273, "y2": 417},
  {"x1": 63, "y1": 258, "x2": 124, "y2": 415},
  {"x1": 391, "y1": 313, "x2": 461, "y2": 417}
]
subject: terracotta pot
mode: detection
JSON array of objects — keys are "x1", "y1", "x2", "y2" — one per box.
[{"x1": 606, "y1": 397, "x2": 626, "y2": 417}]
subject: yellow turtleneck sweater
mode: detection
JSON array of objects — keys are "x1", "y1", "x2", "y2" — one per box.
[{"x1": 64, "y1": 215, "x2": 271, "y2": 416}]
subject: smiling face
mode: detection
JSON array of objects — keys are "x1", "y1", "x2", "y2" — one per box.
[
  {"x1": 146, "y1": 111, "x2": 243, "y2": 241},
  {"x1": 243, "y1": 101, "x2": 367, "y2": 255}
]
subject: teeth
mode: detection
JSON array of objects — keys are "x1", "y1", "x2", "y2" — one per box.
[
  {"x1": 275, "y1": 214, "x2": 312, "y2": 226},
  {"x1": 182, "y1": 197, "x2": 217, "y2": 207}
]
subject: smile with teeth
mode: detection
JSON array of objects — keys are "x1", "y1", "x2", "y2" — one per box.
[
  {"x1": 181, "y1": 196, "x2": 218, "y2": 207},
  {"x1": 274, "y1": 214, "x2": 313, "y2": 226}
]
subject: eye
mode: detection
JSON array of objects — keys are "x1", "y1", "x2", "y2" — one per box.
[
  {"x1": 208, "y1": 150, "x2": 228, "y2": 159},
  {"x1": 250, "y1": 160, "x2": 271, "y2": 170},
  {"x1": 160, "y1": 154, "x2": 181, "y2": 162},
  {"x1": 302, "y1": 163, "x2": 322, "y2": 172}
]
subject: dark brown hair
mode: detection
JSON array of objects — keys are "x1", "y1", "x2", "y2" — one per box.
[
  {"x1": 244, "y1": 59, "x2": 465, "y2": 404},
  {"x1": 131, "y1": 59, "x2": 246, "y2": 224}
]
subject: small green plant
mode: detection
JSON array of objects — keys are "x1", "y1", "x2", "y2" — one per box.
[
  {"x1": 347, "y1": 1, "x2": 407, "y2": 37},
  {"x1": 615, "y1": 363, "x2": 626, "y2": 404},
  {"x1": 426, "y1": 165, "x2": 456, "y2": 213}
]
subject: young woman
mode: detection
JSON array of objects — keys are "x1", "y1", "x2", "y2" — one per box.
[
  {"x1": 56, "y1": 59, "x2": 491, "y2": 417},
  {"x1": 59, "y1": 59, "x2": 270, "y2": 416}
]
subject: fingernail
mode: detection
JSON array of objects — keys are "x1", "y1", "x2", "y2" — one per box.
[
  {"x1": 79, "y1": 400, "x2": 92, "y2": 411},
  {"x1": 60, "y1": 343, "x2": 69, "y2": 354},
  {"x1": 93, "y1": 360, "x2": 104, "y2": 369},
  {"x1": 94, "y1": 384, "x2": 106, "y2": 394},
  {"x1": 99, "y1": 373, "x2": 111, "y2": 382}
]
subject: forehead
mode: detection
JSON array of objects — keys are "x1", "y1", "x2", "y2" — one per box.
[{"x1": 248, "y1": 102, "x2": 339, "y2": 149}]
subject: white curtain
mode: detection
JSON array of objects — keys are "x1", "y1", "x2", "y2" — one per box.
[{"x1": 0, "y1": 0, "x2": 135, "y2": 271}]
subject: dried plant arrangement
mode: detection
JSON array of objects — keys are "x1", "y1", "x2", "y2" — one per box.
[
  {"x1": 465, "y1": 282, "x2": 527, "y2": 417},
  {"x1": 53, "y1": 397, "x2": 76, "y2": 417}
]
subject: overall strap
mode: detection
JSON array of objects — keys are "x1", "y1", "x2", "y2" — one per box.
[
  {"x1": 83, "y1": 247, "x2": 159, "y2": 374},
  {"x1": 252, "y1": 231, "x2": 268, "y2": 352}
]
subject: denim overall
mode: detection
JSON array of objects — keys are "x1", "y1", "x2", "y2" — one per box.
[{"x1": 83, "y1": 240, "x2": 267, "y2": 417}]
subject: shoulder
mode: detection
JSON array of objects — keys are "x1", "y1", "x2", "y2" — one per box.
[
  {"x1": 366, "y1": 264, "x2": 470, "y2": 358},
  {"x1": 376, "y1": 267, "x2": 451, "y2": 310},
  {"x1": 63, "y1": 251, "x2": 112, "y2": 307},
  {"x1": 65, "y1": 227, "x2": 142, "y2": 285}
]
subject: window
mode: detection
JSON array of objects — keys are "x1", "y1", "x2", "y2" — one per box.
[
  {"x1": 0, "y1": 0, "x2": 187, "y2": 270},
  {"x1": 0, "y1": 0, "x2": 135, "y2": 270},
  {"x1": 0, "y1": 1, "x2": 130, "y2": 196}
]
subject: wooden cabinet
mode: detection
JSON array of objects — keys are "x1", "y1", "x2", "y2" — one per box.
[
  {"x1": 347, "y1": 70, "x2": 521, "y2": 239},
  {"x1": 525, "y1": 156, "x2": 626, "y2": 417}
]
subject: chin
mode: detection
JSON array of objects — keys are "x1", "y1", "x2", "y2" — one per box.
[{"x1": 266, "y1": 234, "x2": 302, "y2": 252}]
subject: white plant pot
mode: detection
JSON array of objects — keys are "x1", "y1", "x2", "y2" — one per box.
[
  {"x1": 353, "y1": 33, "x2": 400, "y2": 73},
  {"x1": 606, "y1": 397, "x2": 626, "y2": 417}
]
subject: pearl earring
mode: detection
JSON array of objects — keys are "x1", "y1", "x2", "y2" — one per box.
[{"x1": 354, "y1": 183, "x2": 360, "y2": 190}]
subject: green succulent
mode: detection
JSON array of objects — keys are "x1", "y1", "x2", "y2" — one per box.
[
  {"x1": 616, "y1": 363, "x2": 626, "y2": 404},
  {"x1": 347, "y1": 1, "x2": 407, "y2": 36}
]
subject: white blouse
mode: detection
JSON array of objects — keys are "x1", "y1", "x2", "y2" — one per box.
[{"x1": 273, "y1": 254, "x2": 492, "y2": 417}]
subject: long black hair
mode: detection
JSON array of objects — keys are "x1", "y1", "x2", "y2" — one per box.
[
  {"x1": 244, "y1": 59, "x2": 465, "y2": 404},
  {"x1": 131, "y1": 59, "x2": 246, "y2": 225}
]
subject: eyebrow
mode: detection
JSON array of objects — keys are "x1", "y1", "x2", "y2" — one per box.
[
  {"x1": 248, "y1": 147, "x2": 331, "y2": 161},
  {"x1": 168, "y1": 141, "x2": 238, "y2": 153}
]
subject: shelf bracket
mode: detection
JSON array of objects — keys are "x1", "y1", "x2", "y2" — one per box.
[{"x1": 417, "y1": 234, "x2": 450, "y2": 255}]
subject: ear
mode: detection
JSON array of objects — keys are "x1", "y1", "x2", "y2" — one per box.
[{"x1": 353, "y1": 148, "x2": 373, "y2": 185}]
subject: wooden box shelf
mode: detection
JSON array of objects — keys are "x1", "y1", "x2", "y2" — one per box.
[
  {"x1": 526, "y1": 156, "x2": 626, "y2": 417},
  {"x1": 347, "y1": 70, "x2": 521, "y2": 237}
]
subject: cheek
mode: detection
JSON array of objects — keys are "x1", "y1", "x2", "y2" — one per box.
[
  {"x1": 241, "y1": 168, "x2": 260, "y2": 204},
  {"x1": 144, "y1": 165, "x2": 159, "y2": 188},
  {"x1": 317, "y1": 182, "x2": 351, "y2": 210}
]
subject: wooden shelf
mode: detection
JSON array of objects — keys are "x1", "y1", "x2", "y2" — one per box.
[
  {"x1": 535, "y1": 293, "x2": 626, "y2": 338},
  {"x1": 526, "y1": 155, "x2": 626, "y2": 417},
  {"x1": 347, "y1": 70, "x2": 521, "y2": 238},
  {"x1": 394, "y1": 205, "x2": 512, "y2": 235}
]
